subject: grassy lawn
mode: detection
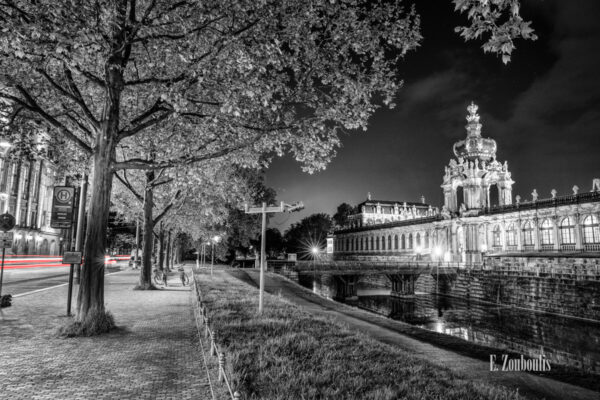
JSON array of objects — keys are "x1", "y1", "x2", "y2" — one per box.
[{"x1": 196, "y1": 270, "x2": 525, "y2": 400}]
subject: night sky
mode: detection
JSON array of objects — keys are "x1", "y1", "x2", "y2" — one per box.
[{"x1": 266, "y1": 0, "x2": 600, "y2": 232}]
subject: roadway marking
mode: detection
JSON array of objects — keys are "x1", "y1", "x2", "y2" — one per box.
[{"x1": 12, "y1": 270, "x2": 124, "y2": 298}]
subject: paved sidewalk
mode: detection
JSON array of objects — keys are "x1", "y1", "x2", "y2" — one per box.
[
  {"x1": 0, "y1": 265, "x2": 219, "y2": 400},
  {"x1": 233, "y1": 269, "x2": 600, "y2": 400}
]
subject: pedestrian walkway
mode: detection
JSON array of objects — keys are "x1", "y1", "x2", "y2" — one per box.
[
  {"x1": 232, "y1": 269, "x2": 600, "y2": 400},
  {"x1": 0, "y1": 265, "x2": 222, "y2": 400}
]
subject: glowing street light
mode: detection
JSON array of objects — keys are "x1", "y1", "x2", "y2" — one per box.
[
  {"x1": 311, "y1": 246, "x2": 320, "y2": 288},
  {"x1": 210, "y1": 235, "x2": 221, "y2": 278}
]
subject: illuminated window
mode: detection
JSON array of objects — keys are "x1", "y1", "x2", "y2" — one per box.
[
  {"x1": 506, "y1": 224, "x2": 517, "y2": 246},
  {"x1": 523, "y1": 221, "x2": 534, "y2": 246},
  {"x1": 559, "y1": 217, "x2": 575, "y2": 245},
  {"x1": 492, "y1": 225, "x2": 501, "y2": 247},
  {"x1": 583, "y1": 215, "x2": 600, "y2": 244},
  {"x1": 540, "y1": 219, "x2": 554, "y2": 245}
]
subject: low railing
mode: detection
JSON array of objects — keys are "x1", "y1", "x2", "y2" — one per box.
[
  {"x1": 335, "y1": 214, "x2": 443, "y2": 234},
  {"x1": 295, "y1": 259, "x2": 462, "y2": 273},
  {"x1": 191, "y1": 270, "x2": 241, "y2": 400},
  {"x1": 483, "y1": 190, "x2": 600, "y2": 215}
]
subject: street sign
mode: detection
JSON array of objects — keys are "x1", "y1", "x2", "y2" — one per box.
[
  {"x1": 0, "y1": 231, "x2": 13, "y2": 249},
  {"x1": 51, "y1": 186, "x2": 75, "y2": 229},
  {"x1": 0, "y1": 213, "x2": 15, "y2": 232},
  {"x1": 62, "y1": 251, "x2": 82, "y2": 264}
]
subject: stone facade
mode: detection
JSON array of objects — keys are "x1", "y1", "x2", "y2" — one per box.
[
  {"x1": 0, "y1": 141, "x2": 62, "y2": 255},
  {"x1": 333, "y1": 103, "x2": 600, "y2": 264}
]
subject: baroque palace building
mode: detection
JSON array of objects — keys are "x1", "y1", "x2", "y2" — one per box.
[
  {"x1": 0, "y1": 139, "x2": 62, "y2": 255},
  {"x1": 332, "y1": 102, "x2": 600, "y2": 263}
]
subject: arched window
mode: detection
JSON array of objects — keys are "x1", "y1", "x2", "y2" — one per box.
[
  {"x1": 370, "y1": 236, "x2": 374, "y2": 250},
  {"x1": 408, "y1": 233, "x2": 413, "y2": 249},
  {"x1": 559, "y1": 217, "x2": 575, "y2": 245},
  {"x1": 425, "y1": 233, "x2": 429, "y2": 248},
  {"x1": 583, "y1": 215, "x2": 600, "y2": 244},
  {"x1": 540, "y1": 219, "x2": 554, "y2": 245},
  {"x1": 355, "y1": 237, "x2": 359, "y2": 251},
  {"x1": 492, "y1": 225, "x2": 501, "y2": 247},
  {"x1": 401, "y1": 234, "x2": 406, "y2": 249},
  {"x1": 387, "y1": 235, "x2": 392, "y2": 250},
  {"x1": 376, "y1": 236, "x2": 380, "y2": 250},
  {"x1": 346, "y1": 237, "x2": 350, "y2": 251},
  {"x1": 523, "y1": 221, "x2": 534, "y2": 246},
  {"x1": 360, "y1": 237, "x2": 364, "y2": 251},
  {"x1": 416, "y1": 233, "x2": 421, "y2": 247},
  {"x1": 394, "y1": 235, "x2": 399, "y2": 250},
  {"x1": 506, "y1": 224, "x2": 517, "y2": 246},
  {"x1": 381, "y1": 235, "x2": 385, "y2": 250}
]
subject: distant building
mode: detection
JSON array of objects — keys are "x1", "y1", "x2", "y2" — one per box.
[
  {"x1": 0, "y1": 140, "x2": 62, "y2": 255},
  {"x1": 333, "y1": 102, "x2": 600, "y2": 263}
]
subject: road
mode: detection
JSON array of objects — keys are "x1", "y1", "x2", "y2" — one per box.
[{"x1": 0, "y1": 256, "x2": 126, "y2": 297}]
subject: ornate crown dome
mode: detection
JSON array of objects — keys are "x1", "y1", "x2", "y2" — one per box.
[{"x1": 452, "y1": 102, "x2": 497, "y2": 161}]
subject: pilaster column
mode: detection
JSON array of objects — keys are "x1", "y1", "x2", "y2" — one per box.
[
  {"x1": 516, "y1": 219, "x2": 523, "y2": 251},
  {"x1": 574, "y1": 216, "x2": 582, "y2": 250},
  {"x1": 533, "y1": 218, "x2": 540, "y2": 251},
  {"x1": 552, "y1": 216, "x2": 560, "y2": 251}
]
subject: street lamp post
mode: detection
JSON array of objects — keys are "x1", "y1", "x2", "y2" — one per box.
[
  {"x1": 210, "y1": 235, "x2": 221, "y2": 278},
  {"x1": 311, "y1": 246, "x2": 319, "y2": 290},
  {"x1": 433, "y1": 246, "x2": 443, "y2": 294}
]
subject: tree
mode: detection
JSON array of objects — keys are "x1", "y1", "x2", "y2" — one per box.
[
  {"x1": 223, "y1": 169, "x2": 276, "y2": 263},
  {"x1": 0, "y1": 1, "x2": 536, "y2": 332},
  {"x1": 284, "y1": 213, "x2": 333, "y2": 259},
  {"x1": 333, "y1": 202, "x2": 355, "y2": 229}
]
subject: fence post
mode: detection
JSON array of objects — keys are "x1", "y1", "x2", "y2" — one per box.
[
  {"x1": 218, "y1": 352, "x2": 225, "y2": 382},
  {"x1": 211, "y1": 330, "x2": 217, "y2": 356},
  {"x1": 205, "y1": 318, "x2": 210, "y2": 338}
]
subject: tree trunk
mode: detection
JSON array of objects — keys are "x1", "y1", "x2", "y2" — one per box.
[
  {"x1": 77, "y1": 132, "x2": 116, "y2": 319},
  {"x1": 138, "y1": 170, "x2": 155, "y2": 289},
  {"x1": 158, "y1": 222, "x2": 165, "y2": 271},
  {"x1": 165, "y1": 230, "x2": 171, "y2": 271}
]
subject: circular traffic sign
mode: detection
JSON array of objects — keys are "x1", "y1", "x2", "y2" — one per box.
[
  {"x1": 55, "y1": 188, "x2": 73, "y2": 203},
  {"x1": 0, "y1": 213, "x2": 15, "y2": 232}
]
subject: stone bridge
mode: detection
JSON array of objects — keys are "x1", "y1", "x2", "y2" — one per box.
[{"x1": 279, "y1": 260, "x2": 459, "y2": 300}]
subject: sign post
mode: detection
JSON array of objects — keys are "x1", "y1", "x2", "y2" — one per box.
[
  {"x1": 63, "y1": 251, "x2": 82, "y2": 316},
  {"x1": 244, "y1": 201, "x2": 303, "y2": 314},
  {"x1": 52, "y1": 186, "x2": 76, "y2": 316},
  {"x1": 0, "y1": 213, "x2": 16, "y2": 300}
]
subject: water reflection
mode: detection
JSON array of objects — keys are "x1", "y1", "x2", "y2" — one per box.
[{"x1": 356, "y1": 294, "x2": 600, "y2": 374}]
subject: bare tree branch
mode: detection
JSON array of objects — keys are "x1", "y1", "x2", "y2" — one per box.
[{"x1": 0, "y1": 89, "x2": 93, "y2": 154}]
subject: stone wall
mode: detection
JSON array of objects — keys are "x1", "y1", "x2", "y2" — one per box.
[{"x1": 416, "y1": 257, "x2": 600, "y2": 321}]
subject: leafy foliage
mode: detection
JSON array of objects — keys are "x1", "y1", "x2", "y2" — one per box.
[
  {"x1": 284, "y1": 213, "x2": 333, "y2": 258},
  {"x1": 453, "y1": 0, "x2": 537, "y2": 64},
  {"x1": 333, "y1": 202, "x2": 356, "y2": 229}
]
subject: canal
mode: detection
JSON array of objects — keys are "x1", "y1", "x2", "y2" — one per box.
[{"x1": 349, "y1": 293, "x2": 600, "y2": 374}]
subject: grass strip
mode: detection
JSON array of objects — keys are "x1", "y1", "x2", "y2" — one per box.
[{"x1": 196, "y1": 270, "x2": 526, "y2": 400}]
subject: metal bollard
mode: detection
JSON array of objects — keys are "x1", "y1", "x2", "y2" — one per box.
[
  {"x1": 210, "y1": 330, "x2": 217, "y2": 356},
  {"x1": 218, "y1": 352, "x2": 225, "y2": 382},
  {"x1": 233, "y1": 392, "x2": 241, "y2": 400}
]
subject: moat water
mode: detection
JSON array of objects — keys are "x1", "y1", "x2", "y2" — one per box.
[{"x1": 348, "y1": 292, "x2": 600, "y2": 374}]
